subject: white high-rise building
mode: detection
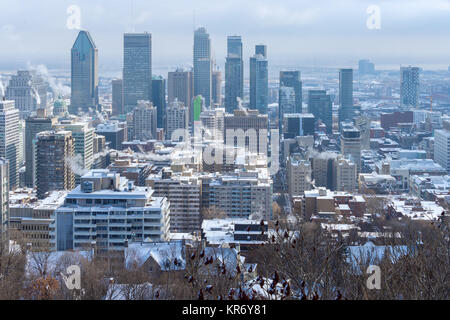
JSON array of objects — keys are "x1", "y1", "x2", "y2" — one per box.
[
  {"x1": 208, "y1": 168, "x2": 272, "y2": 220},
  {"x1": 147, "y1": 168, "x2": 201, "y2": 233},
  {"x1": 165, "y1": 99, "x2": 189, "y2": 141},
  {"x1": 200, "y1": 107, "x2": 225, "y2": 141},
  {"x1": 287, "y1": 157, "x2": 311, "y2": 198},
  {"x1": 434, "y1": 129, "x2": 450, "y2": 173},
  {"x1": 335, "y1": 156, "x2": 357, "y2": 192},
  {"x1": 0, "y1": 100, "x2": 20, "y2": 189},
  {"x1": 50, "y1": 169, "x2": 170, "y2": 253},
  {"x1": 132, "y1": 100, "x2": 157, "y2": 140}
]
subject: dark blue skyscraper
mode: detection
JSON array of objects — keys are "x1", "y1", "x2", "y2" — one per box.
[
  {"x1": 152, "y1": 76, "x2": 166, "y2": 129},
  {"x1": 193, "y1": 27, "x2": 212, "y2": 108},
  {"x1": 338, "y1": 68, "x2": 354, "y2": 126},
  {"x1": 250, "y1": 45, "x2": 268, "y2": 114},
  {"x1": 308, "y1": 90, "x2": 333, "y2": 134},
  {"x1": 70, "y1": 30, "x2": 98, "y2": 114},
  {"x1": 225, "y1": 36, "x2": 243, "y2": 113},
  {"x1": 123, "y1": 33, "x2": 152, "y2": 113}
]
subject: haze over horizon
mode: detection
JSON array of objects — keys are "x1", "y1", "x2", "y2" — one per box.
[{"x1": 1, "y1": 0, "x2": 450, "y2": 72}]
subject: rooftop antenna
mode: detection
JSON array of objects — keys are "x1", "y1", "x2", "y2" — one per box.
[
  {"x1": 193, "y1": 9, "x2": 196, "y2": 31},
  {"x1": 131, "y1": 0, "x2": 136, "y2": 32}
]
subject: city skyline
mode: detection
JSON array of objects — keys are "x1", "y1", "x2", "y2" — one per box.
[{"x1": 1, "y1": 0, "x2": 450, "y2": 71}]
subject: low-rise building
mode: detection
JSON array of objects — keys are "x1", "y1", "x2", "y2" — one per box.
[{"x1": 50, "y1": 169, "x2": 170, "y2": 254}]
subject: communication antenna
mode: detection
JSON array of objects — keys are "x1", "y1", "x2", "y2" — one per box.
[
  {"x1": 131, "y1": 0, "x2": 136, "y2": 32},
  {"x1": 193, "y1": 9, "x2": 196, "y2": 31}
]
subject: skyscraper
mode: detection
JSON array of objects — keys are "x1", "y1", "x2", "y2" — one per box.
[
  {"x1": 168, "y1": 68, "x2": 193, "y2": 122},
  {"x1": 279, "y1": 71, "x2": 302, "y2": 113},
  {"x1": 400, "y1": 66, "x2": 420, "y2": 108},
  {"x1": 70, "y1": 30, "x2": 98, "y2": 114},
  {"x1": 282, "y1": 113, "x2": 315, "y2": 139},
  {"x1": 36, "y1": 130, "x2": 75, "y2": 199},
  {"x1": 250, "y1": 46, "x2": 268, "y2": 114},
  {"x1": 165, "y1": 99, "x2": 189, "y2": 141},
  {"x1": 341, "y1": 125, "x2": 361, "y2": 173},
  {"x1": 111, "y1": 79, "x2": 124, "y2": 115},
  {"x1": 25, "y1": 109, "x2": 57, "y2": 187},
  {"x1": 54, "y1": 121, "x2": 94, "y2": 174},
  {"x1": 5, "y1": 70, "x2": 47, "y2": 119},
  {"x1": 0, "y1": 99, "x2": 20, "y2": 189},
  {"x1": 152, "y1": 75, "x2": 166, "y2": 129},
  {"x1": 255, "y1": 44, "x2": 267, "y2": 58},
  {"x1": 224, "y1": 109, "x2": 268, "y2": 155},
  {"x1": 358, "y1": 59, "x2": 375, "y2": 75},
  {"x1": 132, "y1": 101, "x2": 157, "y2": 140},
  {"x1": 308, "y1": 90, "x2": 333, "y2": 134},
  {"x1": 123, "y1": 33, "x2": 152, "y2": 113},
  {"x1": 338, "y1": 68, "x2": 354, "y2": 125},
  {"x1": 212, "y1": 70, "x2": 222, "y2": 107},
  {"x1": 225, "y1": 36, "x2": 244, "y2": 113},
  {"x1": 193, "y1": 27, "x2": 212, "y2": 108}
]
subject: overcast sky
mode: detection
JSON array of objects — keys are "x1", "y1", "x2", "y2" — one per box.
[{"x1": 1, "y1": 0, "x2": 449, "y2": 72}]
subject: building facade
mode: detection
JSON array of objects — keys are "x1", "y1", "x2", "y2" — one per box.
[{"x1": 70, "y1": 30, "x2": 98, "y2": 114}]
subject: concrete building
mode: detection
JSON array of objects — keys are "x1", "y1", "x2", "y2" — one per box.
[
  {"x1": 96, "y1": 121, "x2": 127, "y2": 150},
  {"x1": 70, "y1": 30, "x2": 98, "y2": 114},
  {"x1": 132, "y1": 101, "x2": 157, "y2": 141},
  {"x1": 212, "y1": 70, "x2": 222, "y2": 107},
  {"x1": 108, "y1": 158, "x2": 153, "y2": 187},
  {"x1": 50, "y1": 169, "x2": 170, "y2": 253},
  {"x1": 9, "y1": 188, "x2": 66, "y2": 249},
  {"x1": 54, "y1": 121, "x2": 94, "y2": 174},
  {"x1": 355, "y1": 116, "x2": 371, "y2": 150},
  {"x1": 0, "y1": 99, "x2": 20, "y2": 189},
  {"x1": 386, "y1": 159, "x2": 447, "y2": 190},
  {"x1": 225, "y1": 36, "x2": 244, "y2": 113},
  {"x1": 123, "y1": 33, "x2": 152, "y2": 113},
  {"x1": 147, "y1": 168, "x2": 201, "y2": 234},
  {"x1": 311, "y1": 155, "x2": 336, "y2": 190},
  {"x1": 25, "y1": 108, "x2": 57, "y2": 187},
  {"x1": 282, "y1": 113, "x2": 315, "y2": 139},
  {"x1": 5, "y1": 70, "x2": 47, "y2": 119},
  {"x1": 287, "y1": 157, "x2": 311, "y2": 198},
  {"x1": 434, "y1": 129, "x2": 450, "y2": 173},
  {"x1": 207, "y1": 169, "x2": 272, "y2": 220},
  {"x1": 224, "y1": 109, "x2": 268, "y2": 156},
  {"x1": 111, "y1": 79, "x2": 124, "y2": 115},
  {"x1": 35, "y1": 131, "x2": 75, "y2": 199},
  {"x1": 335, "y1": 156, "x2": 357, "y2": 192},
  {"x1": 200, "y1": 108, "x2": 225, "y2": 141},
  {"x1": 165, "y1": 99, "x2": 189, "y2": 141},
  {"x1": 168, "y1": 68, "x2": 193, "y2": 122},
  {"x1": 193, "y1": 27, "x2": 212, "y2": 108},
  {"x1": 341, "y1": 125, "x2": 361, "y2": 172}
]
